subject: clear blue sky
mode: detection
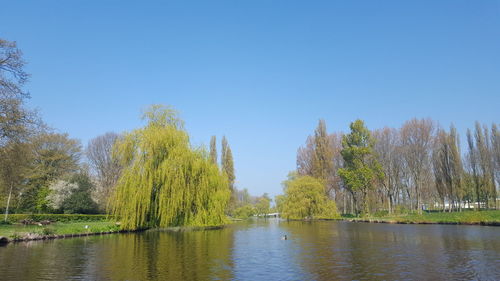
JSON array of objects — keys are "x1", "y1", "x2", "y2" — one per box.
[{"x1": 2, "y1": 1, "x2": 499, "y2": 199}]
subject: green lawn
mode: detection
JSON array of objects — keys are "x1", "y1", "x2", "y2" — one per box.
[
  {"x1": 0, "y1": 221, "x2": 120, "y2": 239},
  {"x1": 346, "y1": 210, "x2": 500, "y2": 224}
]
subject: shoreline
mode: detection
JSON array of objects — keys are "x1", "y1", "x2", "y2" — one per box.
[
  {"x1": 339, "y1": 218, "x2": 500, "y2": 226},
  {"x1": 0, "y1": 224, "x2": 228, "y2": 245},
  {"x1": 0, "y1": 229, "x2": 141, "y2": 245}
]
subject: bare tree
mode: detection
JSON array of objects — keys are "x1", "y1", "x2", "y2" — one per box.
[
  {"x1": 432, "y1": 125, "x2": 463, "y2": 211},
  {"x1": 0, "y1": 39, "x2": 35, "y2": 145},
  {"x1": 492, "y1": 124, "x2": 500, "y2": 207},
  {"x1": 86, "y1": 132, "x2": 122, "y2": 209},
  {"x1": 474, "y1": 123, "x2": 495, "y2": 208},
  {"x1": 466, "y1": 128, "x2": 482, "y2": 209},
  {"x1": 297, "y1": 135, "x2": 314, "y2": 176},
  {"x1": 400, "y1": 118, "x2": 435, "y2": 213},
  {"x1": 373, "y1": 127, "x2": 402, "y2": 214}
]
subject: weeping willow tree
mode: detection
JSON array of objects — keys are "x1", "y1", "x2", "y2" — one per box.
[
  {"x1": 111, "y1": 105, "x2": 231, "y2": 230},
  {"x1": 281, "y1": 173, "x2": 340, "y2": 220}
]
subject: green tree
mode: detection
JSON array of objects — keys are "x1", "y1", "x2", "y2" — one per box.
[
  {"x1": 221, "y1": 136, "x2": 236, "y2": 212},
  {"x1": 233, "y1": 204, "x2": 256, "y2": 218},
  {"x1": 29, "y1": 132, "x2": 82, "y2": 184},
  {"x1": 311, "y1": 120, "x2": 333, "y2": 186},
  {"x1": 0, "y1": 38, "x2": 39, "y2": 220},
  {"x1": 1, "y1": 142, "x2": 31, "y2": 220},
  {"x1": 274, "y1": 194, "x2": 285, "y2": 214},
  {"x1": 111, "y1": 105, "x2": 231, "y2": 230},
  {"x1": 297, "y1": 120, "x2": 335, "y2": 197},
  {"x1": 255, "y1": 193, "x2": 271, "y2": 216},
  {"x1": 338, "y1": 119, "x2": 383, "y2": 215},
  {"x1": 281, "y1": 173, "x2": 339, "y2": 220},
  {"x1": 61, "y1": 172, "x2": 98, "y2": 214},
  {"x1": 17, "y1": 132, "x2": 81, "y2": 213},
  {"x1": 221, "y1": 136, "x2": 235, "y2": 188}
]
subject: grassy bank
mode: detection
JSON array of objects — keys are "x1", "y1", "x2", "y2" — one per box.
[
  {"x1": 343, "y1": 210, "x2": 500, "y2": 225},
  {"x1": 3, "y1": 214, "x2": 110, "y2": 224},
  {"x1": 0, "y1": 221, "x2": 120, "y2": 241}
]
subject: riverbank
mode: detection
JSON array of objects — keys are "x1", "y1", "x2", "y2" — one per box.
[
  {"x1": 0, "y1": 221, "x2": 121, "y2": 243},
  {"x1": 342, "y1": 210, "x2": 500, "y2": 226},
  {"x1": 0, "y1": 220, "x2": 232, "y2": 244}
]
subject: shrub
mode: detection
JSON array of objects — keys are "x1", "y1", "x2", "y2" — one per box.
[
  {"x1": 41, "y1": 227, "x2": 55, "y2": 235},
  {"x1": 373, "y1": 210, "x2": 389, "y2": 217},
  {"x1": 5, "y1": 214, "x2": 112, "y2": 224}
]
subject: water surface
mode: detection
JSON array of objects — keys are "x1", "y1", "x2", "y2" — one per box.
[{"x1": 0, "y1": 219, "x2": 498, "y2": 280}]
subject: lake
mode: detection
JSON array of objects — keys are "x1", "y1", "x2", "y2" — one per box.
[{"x1": 0, "y1": 219, "x2": 498, "y2": 280}]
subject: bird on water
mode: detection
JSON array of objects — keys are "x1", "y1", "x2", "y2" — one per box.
[{"x1": 281, "y1": 234, "x2": 287, "y2": 240}]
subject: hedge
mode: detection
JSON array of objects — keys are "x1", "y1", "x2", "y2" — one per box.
[{"x1": 4, "y1": 214, "x2": 113, "y2": 223}]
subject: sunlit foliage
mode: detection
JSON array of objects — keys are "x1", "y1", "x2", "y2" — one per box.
[
  {"x1": 281, "y1": 174, "x2": 339, "y2": 220},
  {"x1": 339, "y1": 120, "x2": 384, "y2": 215},
  {"x1": 111, "y1": 105, "x2": 231, "y2": 230}
]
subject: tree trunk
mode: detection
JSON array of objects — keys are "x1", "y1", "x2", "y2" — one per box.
[
  {"x1": 343, "y1": 192, "x2": 347, "y2": 214},
  {"x1": 475, "y1": 181, "x2": 481, "y2": 211},
  {"x1": 4, "y1": 182, "x2": 14, "y2": 222},
  {"x1": 388, "y1": 193, "x2": 393, "y2": 214}
]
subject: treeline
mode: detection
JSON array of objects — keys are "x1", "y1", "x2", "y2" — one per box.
[
  {"x1": 0, "y1": 39, "x2": 237, "y2": 228},
  {"x1": 0, "y1": 38, "x2": 127, "y2": 217},
  {"x1": 209, "y1": 135, "x2": 272, "y2": 219},
  {"x1": 295, "y1": 118, "x2": 499, "y2": 215},
  {"x1": 231, "y1": 189, "x2": 271, "y2": 218}
]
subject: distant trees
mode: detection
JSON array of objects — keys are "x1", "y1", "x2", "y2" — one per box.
[
  {"x1": 293, "y1": 118, "x2": 499, "y2": 216},
  {"x1": 231, "y1": 189, "x2": 272, "y2": 219},
  {"x1": 255, "y1": 193, "x2": 271, "y2": 216}
]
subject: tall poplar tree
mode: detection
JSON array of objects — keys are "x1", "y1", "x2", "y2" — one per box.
[
  {"x1": 311, "y1": 120, "x2": 334, "y2": 196},
  {"x1": 492, "y1": 124, "x2": 500, "y2": 208},
  {"x1": 210, "y1": 135, "x2": 217, "y2": 165},
  {"x1": 432, "y1": 126, "x2": 463, "y2": 211},
  {"x1": 466, "y1": 128, "x2": 482, "y2": 209},
  {"x1": 221, "y1": 136, "x2": 235, "y2": 189},
  {"x1": 474, "y1": 122, "x2": 495, "y2": 208},
  {"x1": 311, "y1": 120, "x2": 333, "y2": 181}
]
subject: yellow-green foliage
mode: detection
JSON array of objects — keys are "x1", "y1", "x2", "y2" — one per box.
[
  {"x1": 281, "y1": 174, "x2": 340, "y2": 220},
  {"x1": 111, "y1": 105, "x2": 231, "y2": 230},
  {"x1": 233, "y1": 204, "x2": 256, "y2": 219}
]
